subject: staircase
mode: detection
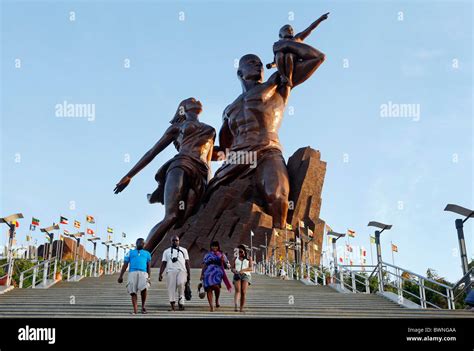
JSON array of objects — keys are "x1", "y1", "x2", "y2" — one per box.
[{"x1": 0, "y1": 269, "x2": 472, "y2": 318}]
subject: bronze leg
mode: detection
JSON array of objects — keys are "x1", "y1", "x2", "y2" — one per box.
[
  {"x1": 256, "y1": 156, "x2": 289, "y2": 229},
  {"x1": 144, "y1": 167, "x2": 187, "y2": 252}
]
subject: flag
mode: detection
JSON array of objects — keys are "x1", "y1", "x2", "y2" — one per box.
[
  {"x1": 122, "y1": 232, "x2": 126, "y2": 238},
  {"x1": 308, "y1": 228, "x2": 314, "y2": 237},
  {"x1": 299, "y1": 220, "x2": 305, "y2": 228},
  {"x1": 107, "y1": 227, "x2": 113, "y2": 234},
  {"x1": 250, "y1": 230, "x2": 255, "y2": 237},
  {"x1": 361, "y1": 248, "x2": 367, "y2": 257},
  {"x1": 60, "y1": 216, "x2": 68, "y2": 225},
  {"x1": 346, "y1": 244, "x2": 353, "y2": 253},
  {"x1": 370, "y1": 236, "x2": 376, "y2": 244},
  {"x1": 86, "y1": 215, "x2": 95, "y2": 224},
  {"x1": 87, "y1": 228, "x2": 94, "y2": 235},
  {"x1": 107, "y1": 234, "x2": 112, "y2": 241},
  {"x1": 391, "y1": 244, "x2": 398, "y2": 252},
  {"x1": 26, "y1": 235, "x2": 31, "y2": 242},
  {"x1": 74, "y1": 220, "x2": 81, "y2": 229},
  {"x1": 63, "y1": 229, "x2": 70, "y2": 235},
  {"x1": 286, "y1": 223, "x2": 292, "y2": 230},
  {"x1": 325, "y1": 224, "x2": 332, "y2": 233},
  {"x1": 272, "y1": 228, "x2": 279, "y2": 237},
  {"x1": 347, "y1": 229, "x2": 356, "y2": 238},
  {"x1": 11, "y1": 221, "x2": 19, "y2": 228},
  {"x1": 45, "y1": 235, "x2": 51, "y2": 242},
  {"x1": 350, "y1": 260, "x2": 353, "y2": 266},
  {"x1": 31, "y1": 217, "x2": 40, "y2": 226},
  {"x1": 339, "y1": 257, "x2": 343, "y2": 263},
  {"x1": 29, "y1": 224, "x2": 36, "y2": 231}
]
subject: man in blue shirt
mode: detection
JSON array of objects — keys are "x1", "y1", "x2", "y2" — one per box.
[{"x1": 118, "y1": 238, "x2": 151, "y2": 314}]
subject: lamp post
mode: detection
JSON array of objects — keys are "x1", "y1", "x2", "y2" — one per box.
[
  {"x1": 101, "y1": 240, "x2": 113, "y2": 274},
  {"x1": 0, "y1": 213, "x2": 23, "y2": 264},
  {"x1": 112, "y1": 243, "x2": 122, "y2": 273},
  {"x1": 327, "y1": 231, "x2": 346, "y2": 274},
  {"x1": 367, "y1": 221, "x2": 393, "y2": 265},
  {"x1": 87, "y1": 237, "x2": 101, "y2": 276},
  {"x1": 40, "y1": 224, "x2": 60, "y2": 260},
  {"x1": 0, "y1": 213, "x2": 23, "y2": 289},
  {"x1": 368, "y1": 221, "x2": 393, "y2": 293},
  {"x1": 444, "y1": 204, "x2": 473, "y2": 292},
  {"x1": 87, "y1": 237, "x2": 100, "y2": 259}
]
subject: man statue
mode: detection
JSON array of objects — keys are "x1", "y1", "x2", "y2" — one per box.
[{"x1": 208, "y1": 13, "x2": 328, "y2": 229}]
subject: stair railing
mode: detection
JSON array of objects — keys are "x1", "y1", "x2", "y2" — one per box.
[
  {"x1": 369, "y1": 261, "x2": 456, "y2": 309},
  {"x1": 18, "y1": 257, "x2": 57, "y2": 289}
]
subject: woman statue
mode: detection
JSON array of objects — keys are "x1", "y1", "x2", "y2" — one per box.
[{"x1": 114, "y1": 98, "x2": 216, "y2": 253}]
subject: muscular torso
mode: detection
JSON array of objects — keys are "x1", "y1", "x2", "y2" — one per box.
[
  {"x1": 176, "y1": 120, "x2": 216, "y2": 165},
  {"x1": 224, "y1": 75, "x2": 289, "y2": 151}
]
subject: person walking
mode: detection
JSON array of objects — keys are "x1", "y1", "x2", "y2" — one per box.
[
  {"x1": 159, "y1": 235, "x2": 190, "y2": 311},
  {"x1": 232, "y1": 245, "x2": 253, "y2": 312},
  {"x1": 201, "y1": 241, "x2": 231, "y2": 312},
  {"x1": 117, "y1": 238, "x2": 151, "y2": 314}
]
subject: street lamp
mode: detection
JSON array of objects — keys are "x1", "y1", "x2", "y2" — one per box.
[
  {"x1": 101, "y1": 240, "x2": 113, "y2": 274},
  {"x1": 87, "y1": 237, "x2": 101, "y2": 259},
  {"x1": 0, "y1": 213, "x2": 24, "y2": 263},
  {"x1": 368, "y1": 221, "x2": 392, "y2": 293},
  {"x1": 327, "y1": 230, "x2": 346, "y2": 273},
  {"x1": 444, "y1": 204, "x2": 473, "y2": 291},
  {"x1": 70, "y1": 232, "x2": 85, "y2": 261},
  {"x1": 367, "y1": 221, "x2": 392, "y2": 265},
  {"x1": 40, "y1": 224, "x2": 60, "y2": 260}
]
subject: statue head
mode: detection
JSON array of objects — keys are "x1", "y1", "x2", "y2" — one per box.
[
  {"x1": 237, "y1": 54, "x2": 264, "y2": 84},
  {"x1": 279, "y1": 24, "x2": 294, "y2": 39},
  {"x1": 169, "y1": 97, "x2": 203, "y2": 124}
]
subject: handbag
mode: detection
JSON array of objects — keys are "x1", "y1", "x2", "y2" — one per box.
[{"x1": 185, "y1": 281, "x2": 192, "y2": 301}]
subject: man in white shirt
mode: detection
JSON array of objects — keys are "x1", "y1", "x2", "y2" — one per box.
[{"x1": 159, "y1": 235, "x2": 190, "y2": 311}]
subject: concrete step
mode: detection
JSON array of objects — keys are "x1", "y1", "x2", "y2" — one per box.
[{"x1": 0, "y1": 269, "x2": 472, "y2": 318}]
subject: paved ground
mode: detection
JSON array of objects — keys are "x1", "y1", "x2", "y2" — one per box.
[{"x1": 0, "y1": 269, "x2": 473, "y2": 318}]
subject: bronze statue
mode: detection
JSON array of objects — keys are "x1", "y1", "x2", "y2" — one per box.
[
  {"x1": 114, "y1": 98, "x2": 216, "y2": 252},
  {"x1": 266, "y1": 12, "x2": 329, "y2": 87},
  {"x1": 208, "y1": 13, "x2": 328, "y2": 229}
]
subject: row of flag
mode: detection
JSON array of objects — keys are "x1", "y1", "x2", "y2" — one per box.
[{"x1": 20, "y1": 215, "x2": 127, "y2": 243}]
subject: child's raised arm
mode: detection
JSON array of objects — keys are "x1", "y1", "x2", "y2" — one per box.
[{"x1": 295, "y1": 12, "x2": 329, "y2": 41}]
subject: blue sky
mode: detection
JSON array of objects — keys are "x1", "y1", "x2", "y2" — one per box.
[{"x1": 1, "y1": 0, "x2": 472, "y2": 281}]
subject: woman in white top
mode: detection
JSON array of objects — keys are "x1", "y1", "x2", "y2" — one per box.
[{"x1": 231, "y1": 245, "x2": 253, "y2": 312}]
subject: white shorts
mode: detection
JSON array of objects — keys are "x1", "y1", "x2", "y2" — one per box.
[{"x1": 126, "y1": 271, "x2": 150, "y2": 294}]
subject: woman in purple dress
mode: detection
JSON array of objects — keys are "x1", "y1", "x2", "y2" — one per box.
[{"x1": 200, "y1": 241, "x2": 232, "y2": 311}]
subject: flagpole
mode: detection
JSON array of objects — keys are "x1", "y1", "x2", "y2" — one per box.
[
  {"x1": 370, "y1": 238, "x2": 374, "y2": 266},
  {"x1": 250, "y1": 231, "x2": 253, "y2": 262},
  {"x1": 391, "y1": 241, "x2": 395, "y2": 265}
]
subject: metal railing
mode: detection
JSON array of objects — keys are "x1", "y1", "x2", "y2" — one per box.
[
  {"x1": 0, "y1": 260, "x2": 14, "y2": 288},
  {"x1": 369, "y1": 261, "x2": 457, "y2": 309},
  {"x1": 452, "y1": 267, "x2": 473, "y2": 301},
  {"x1": 256, "y1": 258, "x2": 473, "y2": 310},
  {"x1": 333, "y1": 264, "x2": 374, "y2": 293},
  {"x1": 18, "y1": 258, "x2": 58, "y2": 289}
]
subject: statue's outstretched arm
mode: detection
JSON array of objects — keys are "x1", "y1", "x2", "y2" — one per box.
[
  {"x1": 127, "y1": 124, "x2": 179, "y2": 178},
  {"x1": 295, "y1": 12, "x2": 329, "y2": 41},
  {"x1": 114, "y1": 124, "x2": 179, "y2": 194}
]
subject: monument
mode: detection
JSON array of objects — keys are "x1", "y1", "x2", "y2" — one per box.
[{"x1": 114, "y1": 13, "x2": 330, "y2": 267}]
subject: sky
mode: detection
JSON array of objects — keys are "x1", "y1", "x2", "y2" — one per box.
[{"x1": 0, "y1": 0, "x2": 472, "y2": 281}]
